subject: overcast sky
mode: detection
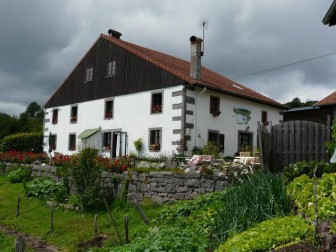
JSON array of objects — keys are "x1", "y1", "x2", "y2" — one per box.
[{"x1": 1, "y1": 0, "x2": 335, "y2": 115}]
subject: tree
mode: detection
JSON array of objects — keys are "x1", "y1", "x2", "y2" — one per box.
[{"x1": 285, "y1": 97, "x2": 318, "y2": 109}]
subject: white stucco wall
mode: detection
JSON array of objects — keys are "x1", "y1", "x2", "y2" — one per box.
[
  {"x1": 43, "y1": 85, "x2": 184, "y2": 157},
  {"x1": 185, "y1": 87, "x2": 283, "y2": 157}
]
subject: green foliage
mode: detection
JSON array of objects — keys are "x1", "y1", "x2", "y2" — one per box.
[
  {"x1": 284, "y1": 161, "x2": 336, "y2": 183},
  {"x1": 285, "y1": 97, "x2": 318, "y2": 108},
  {"x1": 69, "y1": 147, "x2": 103, "y2": 210},
  {"x1": 216, "y1": 216, "x2": 313, "y2": 252},
  {"x1": 202, "y1": 142, "x2": 220, "y2": 158},
  {"x1": 133, "y1": 138, "x2": 143, "y2": 154},
  {"x1": 287, "y1": 173, "x2": 336, "y2": 221},
  {"x1": 325, "y1": 117, "x2": 336, "y2": 155},
  {"x1": 192, "y1": 146, "x2": 203, "y2": 155},
  {"x1": 7, "y1": 165, "x2": 32, "y2": 183},
  {"x1": 212, "y1": 172, "x2": 291, "y2": 242},
  {"x1": 111, "y1": 224, "x2": 210, "y2": 252},
  {"x1": 25, "y1": 177, "x2": 68, "y2": 202},
  {"x1": 2, "y1": 132, "x2": 43, "y2": 153}
]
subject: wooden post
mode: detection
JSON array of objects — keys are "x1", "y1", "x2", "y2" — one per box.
[
  {"x1": 103, "y1": 198, "x2": 122, "y2": 243},
  {"x1": 313, "y1": 164, "x2": 319, "y2": 242},
  {"x1": 14, "y1": 236, "x2": 26, "y2": 252},
  {"x1": 131, "y1": 195, "x2": 150, "y2": 225},
  {"x1": 94, "y1": 214, "x2": 98, "y2": 236},
  {"x1": 50, "y1": 207, "x2": 54, "y2": 231},
  {"x1": 124, "y1": 215, "x2": 129, "y2": 244},
  {"x1": 16, "y1": 194, "x2": 20, "y2": 218}
]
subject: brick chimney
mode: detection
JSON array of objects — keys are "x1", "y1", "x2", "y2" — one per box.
[{"x1": 190, "y1": 36, "x2": 203, "y2": 79}]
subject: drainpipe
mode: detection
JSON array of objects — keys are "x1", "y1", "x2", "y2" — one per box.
[{"x1": 194, "y1": 87, "x2": 207, "y2": 147}]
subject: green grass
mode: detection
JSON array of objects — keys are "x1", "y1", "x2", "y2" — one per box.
[
  {"x1": 0, "y1": 231, "x2": 37, "y2": 252},
  {"x1": 0, "y1": 174, "x2": 164, "y2": 251}
]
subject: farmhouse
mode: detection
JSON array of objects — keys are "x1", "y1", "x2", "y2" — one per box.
[{"x1": 43, "y1": 29, "x2": 285, "y2": 158}]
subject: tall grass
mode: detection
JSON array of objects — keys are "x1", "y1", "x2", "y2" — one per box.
[{"x1": 212, "y1": 172, "x2": 290, "y2": 242}]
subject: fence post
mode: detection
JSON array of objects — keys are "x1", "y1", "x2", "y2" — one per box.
[
  {"x1": 16, "y1": 194, "x2": 20, "y2": 218},
  {"x1": 14, "y1": 236, "x2": 26, "y2": 252},
  {"x1": 94, "y1": 214, "x2": 98, "y2": 236},
  {"x1": 124, "y1": 215, "x2": 129, "y2": 244},
  {"x1": 131, "y1": 195, "x2": 150, "y2": 225}
]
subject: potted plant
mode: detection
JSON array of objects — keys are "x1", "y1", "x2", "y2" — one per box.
[
  {"x1": 133, "y1": 138, "x2": 143, "y2": 156},
  {"x1": 152, "y1": 105, "x2": 162, "y2": 113}
]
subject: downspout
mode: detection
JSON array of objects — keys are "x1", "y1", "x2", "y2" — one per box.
[
  {"x1": 181, "y1": 85, "x2": 187, "y2": 156},
  {"x1": 194, "y1": 87, "x2": 207, "y2": 147}
]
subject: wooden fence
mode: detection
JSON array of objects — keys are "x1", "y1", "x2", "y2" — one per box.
[{"x1": 259, "y1": 120, "x2": 330, "y2": 172}]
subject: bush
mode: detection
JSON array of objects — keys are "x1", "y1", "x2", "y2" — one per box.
[
  {"x1": 7, "y1": 165, "x2": 32, "y2": 183},
  {"x1": 2, "y1": 132, "x2": 43, "y2": 153},
  {"x1": 216, "y1": 216, "x2": 312, "y2": 252},
  {"x1": 69, "y1": 147, "x2": 103, "y2": 210},
  {"x1": 25, "y1": 177, "x2": 68, "y2": 202},
  {"x1": 202, "y1": 142, "x2": 220, "y2": 158},
  {"x1": 284, "y1": 161, "x2": 336, "y2": 183},
  {"x1": 0, "y1": 150, "x2": 48, "y2": 164},
  {"x1": 287, "y1": 173, "x2": 336, "y2": 221}
]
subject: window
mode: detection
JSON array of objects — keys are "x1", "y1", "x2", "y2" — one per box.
[
  {"x1": 262, "y1": 111, "x2": 268, "y2": 125},
  {"x1": 149, "y1": 128, "x2": 161, "y2": 151},
  {"x1": 84, "y1": 67, "x2": 93, "y2": 82},
  {"x1": 208, "y1": 131, "x2": 225, "y2": 152},
  {"x1": 69, "y1": 134, "x2": 76, "y2": 151},
  {"x1": 52, "y1": 109, "x2": 58, "y2": 124},
  {"x1": 210, "y1": 96, "x2": 221, "y2": 116},
  {"x1": 238, "y1": 132, "x2": 253, "y2": 152},
  {"x1": 151, "y1": 92, "x2": 163, "y2": 113},
  {"x1": 103, "y1": 132, "x2": 112, "y2": 151},
  {"x1": 105, "y1": 99, "x2": 113, "y2": 119},
  {"x1": 106, "y1": 61, "x2": 116, "y2": 77},
  {"x1": 50, "y1": 134, "x2": 57, "y2": 150},
  {"x1": 70, "y1": 106, "x2": 78, "y2": 123}
]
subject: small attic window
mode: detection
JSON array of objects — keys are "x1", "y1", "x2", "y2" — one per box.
[
  {"x1": 232, "y1": 84, "x2": 244, "y2": 90},
  {"x1": 84, "y1": 67, "x2": 93, "y2": 83},
  {"x1": 106, "y1": 61, "x2": 116, "y2": 77}
]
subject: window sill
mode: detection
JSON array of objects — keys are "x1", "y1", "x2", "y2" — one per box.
[
  {"x1": 151, "y1": 112, "x2": 162, "y2": 115},
  {"x1": 104, "y1": 117, "x2": 113, "y2": 120}
]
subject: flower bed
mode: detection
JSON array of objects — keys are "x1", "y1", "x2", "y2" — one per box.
[{"x1": 0, "y1": 150, "x2": 48, "y2": 164}]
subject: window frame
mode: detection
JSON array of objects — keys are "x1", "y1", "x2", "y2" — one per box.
[
  {"x1": 104, "y1": 99, "x2": 114, "y2": 119},
  {"x1": 52, "y1": 109, "x2": 58, "y2": 124},
  {"x1": 84, "y1": 66, "x2": 93, "y2": 83},
  {"x1": 106, "y1": 61, "x2": 116, "y2": 77},
  {"x1": 51, "y1": 134, "x2": 57, "y2": 151},
  {"x1": 70, "y1": 105, "x2": 78, "y2": 123},
  {"x1": 102, "y1": 131, "x2": 112, "y2": 151},
  {"x1": 262, "y1": 110, "x2": 268, "y2": 125},
  {"x1": 149, "y1": 128, "x2": 162, "y2": 151},
  {"x1": 237, "y1": 131, "x2": 253, "y2": 152},
  {"x1": 68, "y1": 134, "x2": 76, "y2": 151},
  {"x1": 151, "y1": 91, "x2": 163, "y2": 114},
  {"x1": 210, "y1": 96, "x2": 221, "y2": 116}
]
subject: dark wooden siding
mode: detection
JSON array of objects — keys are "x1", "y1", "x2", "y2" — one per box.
[
  {"x1": 283, "y1": 106, "x2": 334, "y2": 126},
  {"x1": 45, "y1": 38, "x2": 185, "y2": 108}
]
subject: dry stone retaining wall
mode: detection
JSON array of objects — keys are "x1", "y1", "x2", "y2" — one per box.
[{"x1": 4, "y1": 163, "x2": 230, "y2": 204}]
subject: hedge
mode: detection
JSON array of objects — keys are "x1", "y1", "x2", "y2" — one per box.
[{"x1": 1, "y1": 132, "x2": 43, "y2": 153}]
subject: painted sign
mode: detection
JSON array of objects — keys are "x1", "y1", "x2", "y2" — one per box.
[{"x1": 233, "y1": 106, "x2": 251, "y2": 124}]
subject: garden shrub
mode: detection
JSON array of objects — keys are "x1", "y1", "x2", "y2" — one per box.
[
  {"x1": 284, "y1": 161, "x2": 336, "y2": 183},
  {"x1": 69, "y1": 147, "x2": 103, "y2": 210},
  {"x1": 212, "y1": 172, "x2": 290, "y2": 242},
  {"x1": 2, "y1": 132, "x2": 43, "y2": 153},
  {"x1": 287, "y1": 173, "x2": 336, "y2": 221},
  {"x1": 25, "y1": 177, "x2": 68, "y2": 202},
  {"x1": 202, "y1": 142, "x2": 220, "y2": 158},
  {"x1": 216, "y1": 216, "x2": 312, "y2": 252},
  {"x1": 7, "y1": 165, "x2": 32, "y2": 183},
  {"x1": 0, "y1": 150, "x2": 48, "y2": 164}
]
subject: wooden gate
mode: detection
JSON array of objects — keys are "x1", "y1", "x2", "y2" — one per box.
[{"x1": 259, "y1": 120, "x2": 330, "y2": 172}]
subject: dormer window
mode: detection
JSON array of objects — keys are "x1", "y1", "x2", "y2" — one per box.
[
  {"x1": 210, "y1": 96, "x2": 221, "y2": 116},
  {"x1": 84, "y1": 67, "x2": 93, "y2": 83},
  {"x1": 106, "y1": 61, "x2": 116, "y2": 77},
  {"x1": 151, "y1": 92, "x2": 163, "y2": 114}
]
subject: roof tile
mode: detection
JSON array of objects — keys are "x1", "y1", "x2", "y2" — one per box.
[{"x1": 315, "y1": 91, "x2": 336, "y2": 107}]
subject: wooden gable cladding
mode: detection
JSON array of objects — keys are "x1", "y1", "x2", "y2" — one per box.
[{"x1": 45, "y1": 38, "x2": 185, "y2": 108}]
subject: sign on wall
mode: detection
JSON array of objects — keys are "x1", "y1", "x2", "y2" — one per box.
[{"x1": 233, "y1": 106, "x2": 251, "y2": 124}]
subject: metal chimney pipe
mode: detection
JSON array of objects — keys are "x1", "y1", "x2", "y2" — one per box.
[{"x1": 190, "y1": 36, "x2": 203, "y2": 79}]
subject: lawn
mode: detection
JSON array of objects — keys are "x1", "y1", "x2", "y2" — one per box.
[{"x1": 0, "y1": 174, "x2": 164, "y2": 251}]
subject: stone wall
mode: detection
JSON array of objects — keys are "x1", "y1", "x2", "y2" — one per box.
[{"x1": 4, "y1": 163, "x2": 230, "y2": 204}]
